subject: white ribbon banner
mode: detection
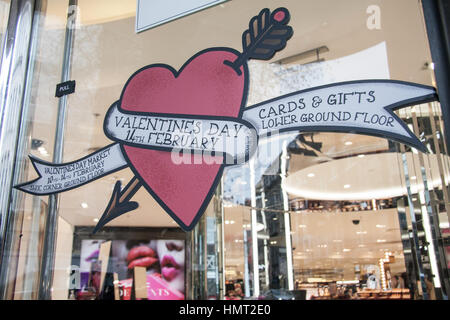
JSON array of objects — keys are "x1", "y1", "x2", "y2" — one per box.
[
  {"x1": 103, "y1": 103, "x2": 258, "y2": 160},
  {"x1": 16, "y1": 143, "x2": 128, "y2": 195},
  {"x1": 16, "y1": 80, "x2": 437, "y2": 195},
  {"x1": 242, "y1": 80, "x2": 436, "y2": 151}
]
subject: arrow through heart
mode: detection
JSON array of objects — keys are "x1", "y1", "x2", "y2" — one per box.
[
  {"x1": 94, "y1": 7, "x2": 293, "y2": 232},
  {"x1": 14, "y1": 7, "x2": 438, "y2": 233}
]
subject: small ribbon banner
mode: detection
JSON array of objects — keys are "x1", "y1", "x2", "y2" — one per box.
[
  {"x1": 16, "y1": 80, "x2": 436, "y2": 196},
  {"x1": 16, "y1": 143, "x2": 128, "y2": 195}
]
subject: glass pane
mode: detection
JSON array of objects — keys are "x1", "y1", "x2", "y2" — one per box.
[{"x1": 5, "y1": 0, "x2": 449, "y2": 301}]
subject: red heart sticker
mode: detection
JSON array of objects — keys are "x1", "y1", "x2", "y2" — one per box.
[{"x1": 119, "y1": 48, "x2": 248, "y2": 230}]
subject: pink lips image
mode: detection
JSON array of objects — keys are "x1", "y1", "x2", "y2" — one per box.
[{"x1": 161, "y1": 255, "x2": 180, "y2": 281}]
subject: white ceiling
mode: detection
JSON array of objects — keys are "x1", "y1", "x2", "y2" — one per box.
[{"x1": 285, "y1": 152, "x2": 450, "y2": 201}]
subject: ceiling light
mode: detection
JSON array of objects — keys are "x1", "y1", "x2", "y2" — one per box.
[
  {"x1": 410, "y1": 176, "x2": 417, "y2": 180},
  {"x1": 38, "y1": 146, "x2": 48, "y2": 156},
  {"x1": 307, "y1": 173, "x2": 315, "y2": 178},
  {"x1": 344, "y1": 141, "x2": 353, "y2": 146},
  {"x1": 377, "y1": 239, "x2": 387, "y2": 243},
  {"x1": 358, "y1": 244, "x2": 366, "y2": 247},
  {"x1": 343, "y1": 248, "x2": 351, "y2": 252},
  {"x1": 343, "y1": 184, "x2": 351, "y2": 189},
  {"x1": 439, "y1": 222, "x2": 449, "y2": 228},
  {"x1": 333, "y1": 239, "x2": 342, "y2": 243},
  {"x1": 256, "y1": 223, "x2": 265, "y2": 232},
  {"x1": 81, "y1": 202, "x2": 88, "y2": 209},
  {"x1": 298, "y1": 224, "x2": 307, "y2": 228},
  {"x1": 357, "y1": 154, "x2": 365, "y2": 158},
  {"x1": 356, "y1": 231, "x2": 367, "y2": 235},
  {"x1": 93, "y1": 218, "x2": 99, "y2": 222},
  {"x1": 376, "y1": 224, "x2": 386, "y2": 228}
]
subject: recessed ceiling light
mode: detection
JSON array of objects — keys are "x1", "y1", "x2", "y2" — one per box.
[
  {"x1": 376, "y1": 224, "x2": 386, "y2": 228},
  {"x1": 356, "y1": 231, "x2": 367, "y2": 235},
  {"x1": 38, "y1": 146, "x2": 48, "y2": 155},
  {"x1": 343, "y1": 184, "x2": 351, "y2": 189},
  {"x1": 298, "y1": 224, "x2": 307, "y2": 228},
  {"x1": 93, "y1": 218, "x2": 99, "y2": 222},
  {"x1": 81, "y1": 202, "x2": 88, "y2": 209},
  {"x1": 377, "y1": 239, "x2": 387, "y2": 243},
  {"x1": 410, "y1": 176, "x2": 417, "y2": 180},
  {"x1": 307, "y1": 173, "x2": 315, "y2": 178},
  {"x1": 344, "y1": 141, "x2": 353, "y2": 146},
  {"x1": 343, "y1": 248, "x2": 351, "y2": 252},
  {"x1": 440, "y1": 222, "x2": 449, "y2": 228},
  {"x1": 357, "y1": 154, "x2": 365, "y2": 158}
]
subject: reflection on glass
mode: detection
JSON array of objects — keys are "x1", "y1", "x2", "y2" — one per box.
[{"x1": 2, "y1": 0, "x2": 449, "y2": 301}]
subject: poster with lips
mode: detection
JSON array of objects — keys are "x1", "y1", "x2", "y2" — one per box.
[
  {"x1": 78, "y1": 238, "x2": 185, "y2": 300},
  {"x1": 15, "y1": 7, "x2": 438, "y2": 233}
]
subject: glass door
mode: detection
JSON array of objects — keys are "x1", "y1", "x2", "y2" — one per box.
[{"x1": 1, "y1": 0, "x2": 449, "y2": 300}]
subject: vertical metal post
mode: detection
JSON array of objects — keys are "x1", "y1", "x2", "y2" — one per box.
[
  {"x1": 0, "y1": 0, "x2": 36, "y2": 300},
  {"x1": 249, "y1": 157, "x2": 259, "y2": 297},
  {"x1": 396, "y1": 198, "x2": 419, "y2": 299},
  {"x1": 215, "y1": 179, "x2": 225, "y2": 299},
  {"x1": 186, "y1": 213, "x2": 207, "y2": 300},
  {"x1": 411, "y1": 111, "x2": 448, "y2": 299},
  {"x1": 401, "y1": 150, "x2": 429, "y2": 299},
  {"x1": 281, "y1": 140, "x2": 294, "y2": 290},
  {"x1": 38, "y1": 0, "x2": 77, "y2": 300},
  {"x1": 421, "y1": 0, "x2": 450, "y2": 153},
  {"x1": 261, "y1": 191, "x2": 270, "y2": 289}
]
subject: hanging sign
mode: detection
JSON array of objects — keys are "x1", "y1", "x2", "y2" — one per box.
[
  {"x1": 16, "y1": 8, "x2": 438, "y2": 232},
  {"x1": 136, "y1": 0, "x2": 227, "y2": 33}
]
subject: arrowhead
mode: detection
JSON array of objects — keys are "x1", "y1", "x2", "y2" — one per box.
[{"x1": 93, "y1": 180, "x2": 139, "y2": 233}]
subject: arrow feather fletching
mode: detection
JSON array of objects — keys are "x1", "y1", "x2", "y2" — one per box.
[
  {"x1": 242, "y1": 8, "x2": 293, "y2": 61},
  {"x1": 224, "y1": 7, "x2": 293, "y2": 74}
]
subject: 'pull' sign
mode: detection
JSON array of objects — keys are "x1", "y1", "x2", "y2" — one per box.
[{"x1": 55, "y1": 80, "x2": 76, "y2": 98}]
